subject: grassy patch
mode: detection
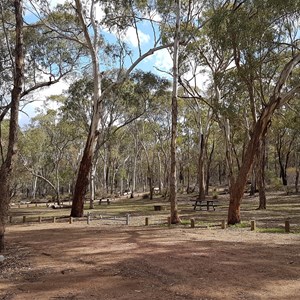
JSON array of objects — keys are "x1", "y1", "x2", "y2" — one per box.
[
  {"x1": 257, "y1": 227, "x2": 286, "y2": 234},
  {"x1": 230, "y1": 222, "x2": 249, "y2": 229}
]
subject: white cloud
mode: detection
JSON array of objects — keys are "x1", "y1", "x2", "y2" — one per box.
[
  {"x1": 19, "y1": 80, "x2": 69, "y2": 127},
  {"x1": 152, "y1": 48, "x2": 173, "y2": 73},
  {"x1": 122, "y1": 27, "x2": 150, "y2": 48}
]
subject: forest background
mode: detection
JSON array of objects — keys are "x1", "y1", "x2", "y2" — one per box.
[{"x1": 0, "y1": 0, "x2": 300, "y2": 251}]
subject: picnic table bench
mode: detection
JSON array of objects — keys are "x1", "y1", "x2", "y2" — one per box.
[
  {"x1": 191, "y1": 199, "x2": 219, "y2": 211},
  {"x1": 98, "y1": 198, "x2": 111, "y2": 205}
]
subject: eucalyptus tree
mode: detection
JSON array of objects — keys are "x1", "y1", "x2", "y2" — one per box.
[
  {"x1": 67, "y1": 0, "x2": 209, "y2": 218},
  {"x1": 0, "y1": 0, "x2": 23, "y2": 252},
  {"x1": 60, "y1": 68, "x2": 169, "y2": 205},
  {"x1": 270, "y1": 101, "x2": 300, "y2": 189},
  {"x1": 178, "y1": 0, "x2": 300, "y2": 223},
  {"x1": 20, "y1": 121, "x2": 48, "y2": 199},
  {"x1": 144, "y1": 90, "x2": 172, "y2": 196},
  {"x1": 65, "y1": 0, "x2": 179, "y2": 217},
  {"x1": 178, "y1": 7, "x2": 233, "y2": 200},
  {"x1": 21, "y1": 104, "x2": 81, "y2": 203},
  {"x1": 0, "y1": 0, "x2": 83, "y2": 250},
  {"x1": 207, "y1": 0, "x2": 300, "y2": 224}
]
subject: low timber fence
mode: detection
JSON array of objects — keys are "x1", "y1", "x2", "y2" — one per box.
[
  {"x1": 7, "y1": 213, "x2": 297, "y2": 234},
  {"x1": 144, "y1": 217, "x2": 296, "y2": 233},
  {"x1": 7, "y1": 212, "x2": 130, "y2": 226}
]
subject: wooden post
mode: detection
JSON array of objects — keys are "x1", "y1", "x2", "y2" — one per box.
[
  {"x1": 145, "y1": 217, "x2": 149, "y2": 226},
  {"x1": 285, "y1": 220, "x2": 290, "y2": 233},
  {"x1": 167, "y1": 216, "x2": 171, "y2": 227},
  {"x1": 69, "y1": 217, "x2": 73, "y2": 224},
  {"x1": 126, "y1": 214, "x2": 130, "y2": 225},
  {"x1": 87, "y1": 213, "x2": 90, "y2": 225},
  {"x1": 53, "y1": 216, "x2": 56, "y2": 223},
  {"x1": 9, "y1": 216, "x2": 12, "y2": 223},
  {"x1": 38, "y1": 216, "x2": 42, "y2": 223},
  {"x1": 250, "y1": 220, "x2": 256, "y2": 231},
  {"x1": 221, "y1": 220, "x2": 227, "y2": 229},
  {"x1": 23, "y1": 216, "x2": 26, "y2": 223},
  {"x1": 190, "y1": 218, "x2": 195, "y2": 228}
]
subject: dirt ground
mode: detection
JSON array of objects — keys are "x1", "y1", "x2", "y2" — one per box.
[{"x1": 1, "y1": 219, "x2": 300, "y2": 300}]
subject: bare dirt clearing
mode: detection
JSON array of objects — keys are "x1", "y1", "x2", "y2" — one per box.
[{"x1": 1, "y1": 192, "x2": 300, "y2": 299}]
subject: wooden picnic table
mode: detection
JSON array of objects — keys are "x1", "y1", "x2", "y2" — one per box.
[
  {"x1": 191, "y1": 199, "x2": 219, "y2": 211},
  {"x1": 98, "y1": 198, "x2": 111, "y2": 205}
]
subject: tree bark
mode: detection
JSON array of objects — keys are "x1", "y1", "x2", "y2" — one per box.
[
  {"x1": 71, "y1": 0, "x2": 102, "y2": 217},
  {"x1": 198, "y1": 133, "x2": 206, "y2": 200},
  {"x1": 295, "y1": 169, "x2": 299, "y2": 193},
  {"x1": 89, "y1": 164, "x2": 96, "y2": 209},
  {"x1": 257, "y1": 136, "x2": 267, "y2": 209},
  {"x1": 205, "y1": 141, "x2": 214, "y2": 195},
  {"x1": 169, "y1": 0, "x2": 181, "y2": 224}
]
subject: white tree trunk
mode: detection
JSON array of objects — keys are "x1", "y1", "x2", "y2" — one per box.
[{"x1": 169, "y1": 0, "x2": 181, "y2": 224}]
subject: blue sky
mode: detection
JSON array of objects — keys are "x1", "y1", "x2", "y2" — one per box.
[{"x1": 20, "y1": 0, "x2": 173, "y2": 126}]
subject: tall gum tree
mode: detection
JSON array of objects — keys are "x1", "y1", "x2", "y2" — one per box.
[
  {"x1": 199, "y1": 0, "x2": 300, "y2": 222},
  {"x1": 0, "y1": 1, "x2": 82, "y2": 250},
  {"x1": 169, "y1": 0, "x2": 181, "y2": 224},
  {"x1": 228, "y1": 53, "x2": 300, "y2": 224},
  {"x1": 0, "y1": 0, "x2": 24, "y2": 252},
  {"x1": 69, "y1": 0, "x2": 177, "y2": 217}
]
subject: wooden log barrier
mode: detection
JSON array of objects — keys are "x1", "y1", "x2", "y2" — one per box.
[
  {"x1": 221, "y1": 220, "x2": 227, "y2": 229},
  {"x1": 285, "y1": 220, "x2": 290, "y2": 233},
  {"x1": 250, "y1": 220, "x2": 256, "y2": 231},
  {"x1": 190, "y1": 218, "x2": 195, "y2": 228},
  {"x1": 167, "y1": 216, "x2": 171, "y2": 227},
  {"x1": 126, "y1": 214, "x2": 130, "y2": 225}
]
